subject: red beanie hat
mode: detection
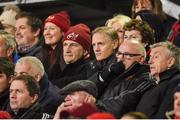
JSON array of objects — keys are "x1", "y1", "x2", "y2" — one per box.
[
  {"x1": 63, "y1": 24, "x2": 91, "y2": 53},
  {"x1": 86, "y1": 112, "x2": 116, "y2": 119},
  {"x1": 44, "y1": 11, "x2": 70, "y2": 33},
  {"x1": 0, "y1": 111, "x2": 12, "y2": 119}
]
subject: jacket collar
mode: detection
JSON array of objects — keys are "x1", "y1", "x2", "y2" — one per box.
[
  {"x1": 39, "y1": 74, "x2": 49, "y2": 101},
  {"x1": 122, "y1": 62, "x2": 150, "y2": 79},
  {"x1": 13, "y1": 102, "x2": 40, "y2": 119},
  {"x1": 159, "y1": 67, "x2": 180, "y2": 83},
  {"x1": 0, "y1": 88, "x2": 9, "y2": 98}
]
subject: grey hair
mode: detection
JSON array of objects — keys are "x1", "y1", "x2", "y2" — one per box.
[
  {"x1": 0, "y1": 30, "x2": 16, "y2": 50},
  {"x1": 150, "y1": 41, "x2": 180, "y2": 67},
  {"x1": 16, "y1": 56, "x2": 45, "y2": 76}
]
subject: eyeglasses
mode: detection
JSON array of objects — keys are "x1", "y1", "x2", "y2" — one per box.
[{"x1": 116, "y1": 51, "x2": 143, "y2": 59}]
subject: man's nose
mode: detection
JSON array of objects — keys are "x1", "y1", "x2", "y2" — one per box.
[{"x1": 10, "y1": 91, "x2": 16, "y2": 99}]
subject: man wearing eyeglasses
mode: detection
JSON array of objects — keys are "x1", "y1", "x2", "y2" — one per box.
[
  {"x1": 95, "y1": 40, "x2": 155, "y2": 118},
  {"x1": 116, "y1": 40, "x2": 146, "y2": 69}
]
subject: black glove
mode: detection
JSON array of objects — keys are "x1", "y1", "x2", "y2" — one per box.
[{"x1": 99, "y1": 61, "x2": 125, "y2": 82}]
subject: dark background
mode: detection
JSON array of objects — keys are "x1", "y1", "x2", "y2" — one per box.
[{"x1": 0, "y1": 0, "x2": 178, "y2": 30}]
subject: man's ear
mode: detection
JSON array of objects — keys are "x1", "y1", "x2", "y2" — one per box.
[
  {"x1": 113, "y1": 40, "x2": 119, "y2": 50},
  {"x1": 33, "y1": 28, "x2": 41, "y2": 37},
  {"x1": 85, "y1": 95, "x2": 96, "y2": 104},
  {"x1": 139, "y1": 56, "x2": 145, "y2": 64},
  {"x1": 8, "y1": 75, "x2": 14, "y2": 84},
  {"x1": 31, "y1": 94, "x2": 38, "y2": 104},
  {"x1": 167, "y1": 57, "x2": 175, "y2": 68},
  {"x1": 83, "y1": 50, "x2": 89, "y2": 56},
  {"x1": 35, "y1": 73, "x2": 42, "y2": 82}
]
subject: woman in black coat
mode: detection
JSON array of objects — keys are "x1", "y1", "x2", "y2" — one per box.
[{"x1": 37, "y1": 11, "x2": 70, "y2": 82}]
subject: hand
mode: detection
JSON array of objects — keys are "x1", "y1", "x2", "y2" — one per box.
[
  {"x1": 53, "y1": 101, "x2": 82, "y2": 119},
  {"x1": 109, "y1": 61, "x2": 125, "y2": 75},
  {"x1": 54, "y1": 102, "x2": 67, "y2": 119},
  {"x1": 99, "y1": 61, "x2": 125, "y2": 82}
]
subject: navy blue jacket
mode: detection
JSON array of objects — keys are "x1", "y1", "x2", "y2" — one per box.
[{"x1": 39, "y1": 74, "x2": 63, "y2": 115}]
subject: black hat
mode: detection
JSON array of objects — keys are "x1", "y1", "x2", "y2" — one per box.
[{"x1": 59, "y1": 80, "x2": 98, "y2": 98}]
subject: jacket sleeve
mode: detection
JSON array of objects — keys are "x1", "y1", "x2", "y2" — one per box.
[
  {"x1": 97, "y1": 80, "x2": 155, "y2": 118},
  {"x1": 88, "y1": 62, "x2": 125, "y2": 97},
  {"x1": 155, "y1": 78, "x2": 180, "y2": 118}
]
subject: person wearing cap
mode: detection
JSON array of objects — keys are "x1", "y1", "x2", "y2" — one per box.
[
  {"x1": 37, "y1": 11, "x2": 71, "y2": 81},
  {"x1": 59, "y1": 103, "x2": 99, "y2": 119},
  {"x1": 0, "y1": 57, "x2": 14, "y2": 110},
  {"x1": 0, "y1": 5, "x2": 21, "y2": 35},
  {"x1": 54, "y1": 23, "x2": 91, "y2": 89},
  {"x1": 54, "y1": 80, "x2": 98, "y2": 119},
  {"x1": 15, "y1": 11, "x2": 43, "y2": 58}
]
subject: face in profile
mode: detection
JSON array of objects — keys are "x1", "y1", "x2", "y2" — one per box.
[
  {"x1": 10, "y1": 80, "x2": 37, "y2": 112},
  {"x1": 64, "y1": 91, "x2": 90, "y2": 111},
  {"x1": 149, "y1": 46, "x2": 175, "y2": 78},
  {"x1": 92, "y1": 32, "x2": 117, "y2": 61}
]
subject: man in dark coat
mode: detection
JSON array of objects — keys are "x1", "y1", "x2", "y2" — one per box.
[
  {"x1": 87, "y1": 26, "x2": 119, "y2": 93},
  {"x1": 93, "y1": 40, "x2": 155, "y2": 118},
  {"x1": 0, "y1": 57, "x2": 14, "y2": 110},
  {"x1": 15, "y1": 11, "x2": 43, "y2": 57},
  {"x1": 136, "y1": 41, "x2": 180, "y2": 119},
  {"x1": 9, "y1": 74, "x2": 51, "y2": 119},
  {"x1": 54, "y1": 23, "x2": 91, "y2": 89},
  {"x1": 14, "y1": 56, "x2": 63, "y2": 115}
]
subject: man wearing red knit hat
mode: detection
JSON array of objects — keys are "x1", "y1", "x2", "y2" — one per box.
[{"x1": 54, "y1": 23, "x2": 91, "y2": 89}]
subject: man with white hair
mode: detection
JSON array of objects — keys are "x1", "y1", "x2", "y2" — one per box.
[
  {"x1": 14, "y1": 56, "x2": 63, "y2": 115},
  {"x1": 0, "y1": 30, "x2": 19, "y2": 63},
  {"x1": 0, "y1": 5, "x2": 21, "y2": 35}
]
